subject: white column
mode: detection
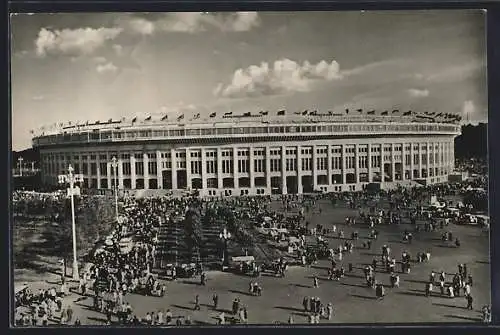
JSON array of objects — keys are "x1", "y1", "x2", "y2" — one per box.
[
  {"x1": 401, "y1": 144, "x2": 406, "y2": 181},
  {"x1": 130, "y1": 155, "x2": 137, "y2": 189},
  {"x1": 312, "y1": 145, "x2": 318, "y2": 191},
  {"x1": 265, "y1": 146, "x2": 271, "y2": 192},
  {"x1": 281, "y1": 145, "x2": 287, "y2": 194},
  {"x1": 418, "y1": 144, "x2": 423, "y2": 178},
  {"x1": 143, "y1": 153, "x2": 150, "y2": 190},
  {"x1": 341, "y1": 145, "x2": 347, "y2": 186},
  {"x1": 186, "y1": 148, "x2": 191, "y2": 190},
  {"x1": 97, "y1": 158, "x2": 101, "y2": 189},
  {"x1": 107, "y1": 162, "x2": 112, "y2": 189},
  {"x1": 171, "y1": 149, "x2": 177, "y2": 190},
  {"x1": 427, "y1": 142, "x2": 431, "y2": 179},
  {"x1": 118, "y1": 159, "x2": 124, "y2": 189},
  {"x1": 200, "y1": 148, "x2": 207, "y2": 191},
  {"x1": 233, "y1": 147, "x2": 238, "y2": 191},
  {"x1": 297, "y1": 146, "x2": 302, "y2": 194},
  {"x1": 217, "y1": 148, "x2": 223, "y2": 192},
  {"x1": 354, "y1": 144, "x2": 360, "y2": 184},
  {"x1": 391, "y1": 143, "x2": 396, "y2": 182},
  {"x1": 156, "y1": 151, "x2": 163, "y2": 189},
  {"x1": 249, "y1": 147, "x2": 255, "y2": 190},
  {"x1": 410, "y1": 143, "x2": 414, "y2": 180},
  {"x1": 367, "y1": 143, "x2": 373, "y2": 182},
  {"x1": 327, "y1": 144, "x2": 333, "y2": 186}
]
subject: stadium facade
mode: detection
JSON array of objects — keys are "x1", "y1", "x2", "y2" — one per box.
[{"x1": 32, "y1": 112, "x2": 462, "y2": 197}]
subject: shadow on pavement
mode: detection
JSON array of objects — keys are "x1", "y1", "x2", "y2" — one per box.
[
  {"x1": 433, "y1": 303, "x2": 466, "y2": 309},
  {"x1": 171, "y1": 304, "x2": 196, "y2": 311},
  {"x1": 341, "y1": 282, "x2": 369, "y2": 289},
  {"x1": 350, "y1": 294, "x2": 377, "y2": 300},
  {"x1": 397, "y1": 291, "x2": 427, "y2": 297},
  {"x1": 228, "y1": 289, "x2": 252, "y2": 296},
  {"x1": 444, "y1": 314, "x2": 481, "y2": 322},
  {"x1": 293, "y1": 284, "x2": 312, "y2": 289}
]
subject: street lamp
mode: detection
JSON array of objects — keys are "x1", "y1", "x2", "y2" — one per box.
[
  {"x1": 17, "y1": 157, "x2": 24, "y2": 177},
  {"x1": 111, "y1": 157, "x2": 119, "y2": 221},
  {"x1": 58, "y1": 164, "x2": 83, "y2": 281},
  {"x1": 219, "y1": 228, "x2": 231, "y2": 264}
]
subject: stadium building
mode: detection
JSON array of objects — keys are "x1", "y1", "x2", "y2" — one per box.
[{"x1": 32, "y1": 110, "x2": 462, "y2": 197}]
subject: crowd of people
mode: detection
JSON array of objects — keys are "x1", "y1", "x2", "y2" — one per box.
[{"x1": 13, "y1": 170, "x2": 491, "y2": 326}]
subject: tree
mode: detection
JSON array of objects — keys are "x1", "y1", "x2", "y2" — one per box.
[{"x1": 184, "y1": 206, "x2": 203, "y2": 262}]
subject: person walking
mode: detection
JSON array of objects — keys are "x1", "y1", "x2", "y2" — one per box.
[
  {"x1": 212, "y1": 293, "x2": 219, "y2": 310},
  {"x1": 466, "y1": 295, "x2": 473, "y2": 310},
  {"x1": 194, "y1": 294, "x2": 201, "y2": 311}
]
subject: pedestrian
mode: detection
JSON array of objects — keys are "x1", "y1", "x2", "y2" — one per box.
[
  {"x1": 466, "y1": 295, "x2": 473, "y2": 310},
  {"x1": 303, "y1": 296, "x2": 309, "y2": 312},
  {"x1": 194, "y1": 294, "x2": 201, "y2": 311},
  {"x1": 348, "y1": 263, "x2": 353, "y2": 272},
  {"x1": 212, "y1": 293, "x2": 218, "y2": 310},
  {"x1": 313, "y1": 276, "x2": 319, "y2": 288},
  {"x1": 288, "y1": 315, "x2": 294, "y2": 324}
]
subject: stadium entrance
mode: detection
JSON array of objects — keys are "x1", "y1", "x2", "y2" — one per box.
[
  {"x1": 301, "y1": 176, "x2": 313, "y2": 193},
  {"x1": 286, "y1": 176, "x2": 298, "y2": 194}
]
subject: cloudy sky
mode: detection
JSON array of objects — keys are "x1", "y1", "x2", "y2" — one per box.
[{"x1": 10, "y1": 10, "x2": 487, "y2": 150}]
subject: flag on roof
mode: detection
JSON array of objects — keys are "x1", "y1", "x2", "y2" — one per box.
[
  {"x1": 224, "y1": 111, "x2": 232, "y2": 116},
  {"x1": 392, "y1": 109, "x2": 399, "y2": 114},
  {"x1": 294, "y1": 111, "x2": 301, "y2": 115},
  {"x1": 328, "y1": 111, "x2": 333, "y2": 116},
  {"x1": 260, "y1": 110, "x2": 269, "y2": 116},
  {"x1": 243, "y1": 112, "x2": 251, "y2": 117},
  {"x1": 177, "y1": 114, "x2": 185, "y2": 121},
  {"x1": 131, "y1": 117, "x2": 137, "y2": 123},
  {"x1": 145, "y1": 116, "x2": 152, "y2": 121},
  {"x1": 381, "y1": 111, "x2": 388, "y2": 116},
  {"x1": 108, "y1": 118, "x2": 113, "y2": 123},
  {"x1": 367, "y1": 110, "x2": 375, "y2": 115},
  {"x1": 209, "y1": 112, "x2": 216, "y2": 118},
  {"x1": 403, "y1": 111, "x2": 412, "y2": 116},
  {"x1": 193, "y1": 113, "x2": 200, "y2": 119},
  {"x1": 161, "y1": 114, "x2": 168, "y2": 121},
  {"x1": 302, "y1": 110, "x2": 308, "y2": 115},
  {"x1": 277, "y1": 110, "x2": 285, "y2": 116},
  {"x1": 357, "y1": 108, "x2": 363, "y2": 113},
  {"x1": 345, "y1": 108, "x2": 349, "y2": 114}
]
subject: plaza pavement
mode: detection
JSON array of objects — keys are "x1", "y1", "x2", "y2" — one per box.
[{"x1": 14, "y1": 199, "x2": 490, "y2": 325}]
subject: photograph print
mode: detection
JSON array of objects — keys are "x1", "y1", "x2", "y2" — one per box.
[{"x1": 10, "y1": 10, "x2": 490, "y2": 326}]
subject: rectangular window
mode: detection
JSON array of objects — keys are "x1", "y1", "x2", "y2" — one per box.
[
  {"x1": 100, "y1": 163, "x2": 107, "y2": 176},
  {"x1": 148, "y1": 161, "x2": 157, "y2": 175},
  {"x1": 123, "y1": 162, "x2": 131, "y2": 175},
  {"x1": 136, "y1": 162, "x2": 144, "y2": 175}
]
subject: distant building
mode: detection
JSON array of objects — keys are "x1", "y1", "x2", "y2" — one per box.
[{"x1": 32, "y1": 113, "x2": 461, "y2": 196}]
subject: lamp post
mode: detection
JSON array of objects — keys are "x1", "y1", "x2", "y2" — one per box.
[
  {"x1": 219, "y1": 228, "x2": 231, "y2": 265},
  {"x1": 58, "y1": 165, "x2": 83, "y2": 281},
  {"x1": 17, "y1": 157, "x2": 24, "y2": 176},
  {"x1": 111, "y1": 156, "x2": 119, "y2": 221}
]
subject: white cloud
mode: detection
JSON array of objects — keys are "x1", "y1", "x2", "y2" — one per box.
[
  {"x1": 121, "y1": 12, "x2": 260, "y2": 34},
  {"x1": 35, "y1": 27, "x2": 122, "y2": 57},
  {"x1": 462, "y1": 100, "x2": 476, "y2": 116},
  {"x1": 215, "y1": 58, "x2": 342, "y2": 98},
  {"x1": 408, "y1": 88, "x2": 429, "y2": 98},
  {"x1": 112, "y1": 44, "x2": 123, "y2": 55},
  {"x1": 92, "y1": 56, "x2": 107, "y2": 63},
  {"x1": 96, "y1": 62, "x2": 118, "y2": 74},
  {"x1": 124, "y1": 17, "x2": 155, "y2": 35}
]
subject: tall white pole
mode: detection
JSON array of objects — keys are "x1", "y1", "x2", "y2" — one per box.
[
  {"x1": 112, "y1": 157, "x2": 118, "y2": 221},
  {"x1": 18, "y1": 157, "x2": 24, "y2": 177},
  {"x1": 68, "y1": 165, "x2": 79, "y2": 281}
]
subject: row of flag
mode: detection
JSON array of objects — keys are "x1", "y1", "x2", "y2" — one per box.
[{"x1": 32, "y1": 108, "x2": 463, "y2": 135}]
